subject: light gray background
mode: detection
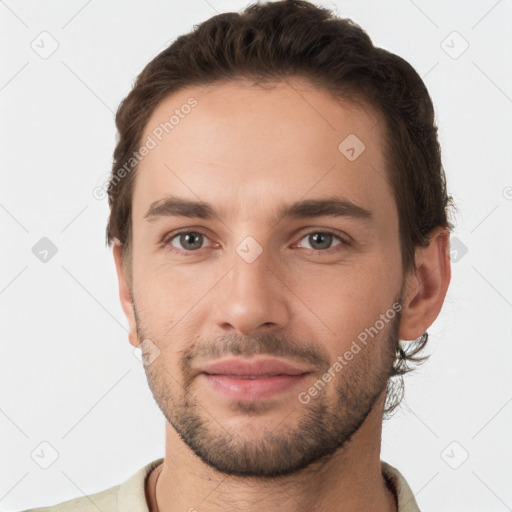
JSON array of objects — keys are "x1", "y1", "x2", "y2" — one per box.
[{"x1": 1, "y1": 1, "x2": 511, "y2": 510}]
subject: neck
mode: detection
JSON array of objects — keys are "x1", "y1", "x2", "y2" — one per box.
[{"x1": 147, "y1": 401, "x2": 397, "y2": 512}]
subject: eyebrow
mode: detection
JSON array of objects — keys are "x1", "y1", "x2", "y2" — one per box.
[{"x1": 144, "y1": 195, "x2": 374, "y2": 224}]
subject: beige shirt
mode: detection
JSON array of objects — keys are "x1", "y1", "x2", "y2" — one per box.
[{"x1": 23, "y1": 458, "x2": 420, "y2": 511}]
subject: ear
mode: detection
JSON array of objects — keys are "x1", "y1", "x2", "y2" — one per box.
[
  {"x1": 113, "y1": 241, "x2": 139, "y2": 348},
  {"x1": 399, "y1": 226, "x2": 452, "y2": 341}
]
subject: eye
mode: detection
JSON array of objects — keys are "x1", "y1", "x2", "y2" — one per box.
[
  {"x1": 162, "y1": 228, "x2": 350, "y2": 256},
  {"x1": 164, "y1": 230, "x2": 211, "y2": 254},
  {"x1": 296, "y1": 230, "x2": 348, "y2": 252}
]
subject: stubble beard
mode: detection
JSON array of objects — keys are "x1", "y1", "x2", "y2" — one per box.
[{"x1": 136, "y1": 301, "x2": 400, "y2": 478}]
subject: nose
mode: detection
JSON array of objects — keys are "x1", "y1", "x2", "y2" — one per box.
[{"x1": 212, "y1": 246, "x2": 291, "y2": 336}]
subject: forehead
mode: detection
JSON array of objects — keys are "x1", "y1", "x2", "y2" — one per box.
[{"x1": 132, "y1": 77, "x2": 394, "y2": 226}]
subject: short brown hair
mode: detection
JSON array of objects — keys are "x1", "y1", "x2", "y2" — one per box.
[{"x1": 106, "y1": 0, "x2": 453, "y2": 416}]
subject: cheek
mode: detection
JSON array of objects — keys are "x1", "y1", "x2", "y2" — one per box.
[
  {"x1": 132, "y1": 258, "x2": 215, "y2": 339},
  {"x1": 292, "y1": 260, "x2": 399, "y2": 350}
]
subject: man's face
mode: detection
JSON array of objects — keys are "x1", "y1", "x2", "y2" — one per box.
[{"x1": 122, "y1": 78, "x2": 405, "y2": 477}]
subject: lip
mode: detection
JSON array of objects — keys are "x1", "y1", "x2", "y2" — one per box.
[
  {"x1": 196, "y1": 357, "x2": 312, "y2": 401},
  {"x1": 197, "y1": 357, "x2": 311, "y2": 377}
]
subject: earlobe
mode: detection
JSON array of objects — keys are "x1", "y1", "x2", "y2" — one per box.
[
  {"x1": 399, "y1": 227, "x2": 452, "y2": 341},
  {"x1": 112, "y1": 242, "x2": 139, "y2": 348}
]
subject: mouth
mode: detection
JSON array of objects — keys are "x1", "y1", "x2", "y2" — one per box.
[{"x1": 196, "y1": 357, "x2": 312, "y2": 401}]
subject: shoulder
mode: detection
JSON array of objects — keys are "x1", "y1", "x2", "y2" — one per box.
[
  {"x1": 20, "y1": 457, "x2": 164, "y2": 512},
  {"x1": 381, "y1": 460, "x2": 421, "y2": 512},
  {"x1": 21, "y1": 485, "x2": 119, "y2": 512}
]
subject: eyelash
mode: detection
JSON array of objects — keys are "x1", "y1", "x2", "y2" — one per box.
[{"x1": 161, "y1": 228, "x2": 350, "y2": 256}]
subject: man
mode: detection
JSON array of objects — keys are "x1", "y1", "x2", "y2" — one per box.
[{"x1": 25, "y1": 0, "x2": 452, "y2": 510}]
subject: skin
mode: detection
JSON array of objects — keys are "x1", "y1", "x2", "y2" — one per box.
[{"x1": 113, "y1": 77, "x2": 451, "y2": 512}]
